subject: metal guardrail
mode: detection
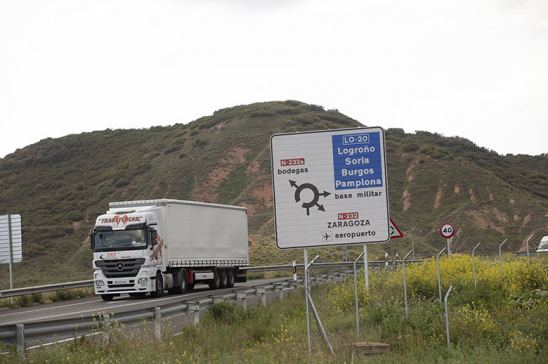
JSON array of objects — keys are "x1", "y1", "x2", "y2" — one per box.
[
  {"x1": 0, "y1": 280, "x2": 93, "y2": 299},
  {"x1": 0, "y1": 271, "x2": 350, "y2": 355},
  {"x1": 0, "y1": 260, "x2": 421, "y2": 299}
]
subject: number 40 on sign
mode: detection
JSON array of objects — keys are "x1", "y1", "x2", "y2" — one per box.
[{"x1": 439, "y1": 223, "x2": 456, "y2": 239}]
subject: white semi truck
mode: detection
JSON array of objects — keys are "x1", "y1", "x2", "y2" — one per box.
[{"x1": 90, "y1": 199, "x2": 249, "y2": 301}]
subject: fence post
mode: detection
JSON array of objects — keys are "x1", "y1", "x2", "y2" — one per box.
[
  {"x1": 102, "y1": 314, "x2": 110, "y2": 345},
  {"x1": 190, "y1": 303, "x2": 200, "y2": 326},
  {"x1": 524, "y1": 232, "x2": 534, "y2": 266},
  {"x1": 402, "y1": 250, "x2": 413, "y2": 320},
  {"x1": 437, "y1": 247, "x2": 446, "y2": 304},
  {"x1": 16, "y1": 323, "x2": 24, "y2": 358},
  {"x1": 444, "y1": 285, "x2": 453, "y2": 352},
  {"x1": 154, "y1": 307, "x2": 162, "y2": 340},
  {"x1": 498, "y1": 238, "x2": 507, "y2": 277},
  {"x1": 472, "y1": 242, "x2": 481, "y2": 289},
  {"x1": 257, "y1": 288, "x2": 266, "y2": 306},
  {"x1": 353, "y1": 251, "x2": 366, "y2": 337},
  {"x1": 236, "y1": 291, "x2": 247, "y2": 310},
  {"x1": 275, "y1": 283, "x2": 284, "y2": 301}
]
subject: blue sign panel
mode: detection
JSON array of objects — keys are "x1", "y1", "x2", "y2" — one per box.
[{"x1": 331, "y1": 131, "x2": 384, "y2": 190}]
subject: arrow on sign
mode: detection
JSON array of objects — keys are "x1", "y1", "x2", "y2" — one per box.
[{"x1": 389, "y1": 218, "x2": 404, "y2": 239}]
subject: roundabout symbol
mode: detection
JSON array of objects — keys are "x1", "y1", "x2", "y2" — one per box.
[{"x1": 289, "y1": 180, "x2": 331, "y2": 216}]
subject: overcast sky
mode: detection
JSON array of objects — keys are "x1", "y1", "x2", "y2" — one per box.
[{"x1": 1, "y1": 0, "x2": 547, "y2": 158}]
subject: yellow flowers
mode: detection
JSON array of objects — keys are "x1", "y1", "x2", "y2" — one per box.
[{"x1": 328, "y1": 255, "x2": 547, "y2": 310}]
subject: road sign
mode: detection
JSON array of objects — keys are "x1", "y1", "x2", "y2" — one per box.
[
  {"x1": 271, "y1": 127, "x2": 390, "y2": 249},
  {"x1": 439, "y1": 223, "x2": 456, "y2": 239},
  {"x1": 389, "y1": 218, "x2": 404, "y2": 239},
  {"x1": 0, "y1": 214, "x2": 22, "y2": 264}
]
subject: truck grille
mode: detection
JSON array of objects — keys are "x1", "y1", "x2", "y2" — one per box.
[{"x1": 96, "y1": 258, "x2": 145, "y2": 278}]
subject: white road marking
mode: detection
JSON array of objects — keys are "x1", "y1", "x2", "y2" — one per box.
[{"x1": 0, "y1": 298, "x2": 102, "y2": 318}]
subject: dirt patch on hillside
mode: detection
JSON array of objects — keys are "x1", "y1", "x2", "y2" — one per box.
[
  {"x1": 214, "y1": 121, "x2": 226, "y2": 131},
  {"x1": 514, "y1": 214, "x2": 521, "y2": 223},
  {"x1": 434, "y1": 186, "x2": 442, "y2": 209},
  {"x1": 191, "y1": 146, "x2": 250, "y2": 202},
  {"x1": 246, "y1": 161, "x2": 261, "y2": 175},
  {"x1": 465, "y1": 209, "x2": 505, "y2": 233},
  {"x1": 251, "y1": 181, "x2": 273, "y2": 208},
  {"x1": 521, "y1": 213, "x2": 533, "y2": 227},
  {"x1": 403, "y1": 189, "x2": 411, "y2": 211},
  {"x1": 406, "y1": 160, "x2": 419, "y2": 182},
  {"x1": 468, "y1": 188, "x2": 477, "y2": 203},
  {"x1": 492, "y1": 208, "x2": 509, "y2": 223},
  {"x1": 454, "y1": 185, "x2": 461, "y2": 194}
]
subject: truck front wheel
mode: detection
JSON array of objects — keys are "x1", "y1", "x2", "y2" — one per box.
[
  {"x1": 150, "y1": 272, "x2": 164, "y2": 298},
  {"x1": 101, "y1": 294, "x2": 114, "y2": 301}
]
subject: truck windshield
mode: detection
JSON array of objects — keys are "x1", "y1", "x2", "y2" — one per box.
[{"x1": 94, "y1": 229, "x2": 148, "y2": 252}]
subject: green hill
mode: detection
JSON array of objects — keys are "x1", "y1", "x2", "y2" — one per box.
[{"x1": 1, "y1": 100, "x2": 547, "y2": 287}]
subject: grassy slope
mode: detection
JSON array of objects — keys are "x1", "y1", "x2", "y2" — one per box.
[
  {"x1": 1, "y1": 256, "x2": 546, "y2": 363},
  {"x1": 0, "y1": 100, "x2": 547, "y2": 287}
]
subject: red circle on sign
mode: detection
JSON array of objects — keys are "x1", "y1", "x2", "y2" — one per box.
[{"x1": 439, "y1": 223, "x2": 456, "y2": 238}]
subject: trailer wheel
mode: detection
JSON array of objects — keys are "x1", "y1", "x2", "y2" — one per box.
[
  {"x1": 226, "y1": 269, "x2": 235, "y2": 288},
  {"x1": 219, "y1": 269, "x2": 228, "y2": 289},
  {"x1": 101, "y1": 294, "x2": 114, "y2": 301},
  {"x1": 169, "y1": 269, "x2": 187, "y2": 294},
  {"x1": 208, "y1": 269, "x2": 221, "y2": 290},
  {"x1": 150, "y1": 272, "x2": 164, "y2": 298},
  {"x1": 188, "y1": 283, "x2": 195, "y2": 290}
]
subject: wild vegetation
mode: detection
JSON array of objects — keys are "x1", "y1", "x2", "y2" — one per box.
[
  {"x1": 0, "y1": 100, "x2": 547, "y2": 287},
  {"x1": 1, "y1": 255, "x2": 545, "y2": 363}
]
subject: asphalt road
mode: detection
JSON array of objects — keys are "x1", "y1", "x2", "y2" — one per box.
[{"x1": 0, "y1": 278, "x2": 288, "y2": 326}]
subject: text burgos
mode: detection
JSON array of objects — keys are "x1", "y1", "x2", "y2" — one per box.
[{"x1": 99, "y1": 215, "x2": 142, "y2": 225}]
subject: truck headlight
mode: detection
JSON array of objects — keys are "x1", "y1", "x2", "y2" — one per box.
[
  {"x1": 137, "y1": 278, "x2": 148, "y2": 285},
  {"x1": 95, "y1": 280, "x2": 105, "y2": 287}
]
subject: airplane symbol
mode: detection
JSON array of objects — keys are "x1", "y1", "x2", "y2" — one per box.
[{"x1": 321, "y1": 231, "x2": 333, "y2": 241}]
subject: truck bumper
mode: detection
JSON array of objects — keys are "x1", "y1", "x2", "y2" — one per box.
[{"x1": 93, "y1": 267, "x2": 156, "y2": 295}]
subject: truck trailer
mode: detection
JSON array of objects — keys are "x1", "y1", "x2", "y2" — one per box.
[{"x1": 90, "y1": 199, "x2": 249, "y2": 300}]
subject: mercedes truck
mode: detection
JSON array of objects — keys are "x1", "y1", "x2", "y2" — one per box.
[{"x1": 90, "y1": 199, "x2": 249, "y2": 301}]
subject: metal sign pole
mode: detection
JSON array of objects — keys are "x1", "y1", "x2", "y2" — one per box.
[
  {"x1": 444, "y1": 285, "x2": 453, "y2": 352},
  {"x1": 363, "y1": 245, "x2": 369, "y2": 293},
  {"x1": 446, "y1": 238, "x2": 451, "y2": 257},
  {"x1": 498, "y1": 238, "x2": 507, "y2": 277},
  {"x1": 472, "y1": 242, "x2": 480, "y2": 289},
  {"x1": 353, "y1": 251, "x2": 366, "y2": 337},
  {"x1": 8, "y1": 214, "x2": 14, "y2": 291},
  {"x1": 436, "y1": 247, "x2": 446, "y2": 304},
  {"x1": 402, "y1": 250, "x2": 412, "y2": 320},
  {"x1": 524, "y1": 232, "x2": 534, "y2": 266},
  {"x1": 304, "y1": 249, "x2": 311, "y2": 353}
]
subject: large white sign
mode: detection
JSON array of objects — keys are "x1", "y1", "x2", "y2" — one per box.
[
  {"x1": 0, "y1": 214, "x2": 22, "y2": 264},
  {"x1": 271, "y1": 127, "x2": 390, "y2": 249}
]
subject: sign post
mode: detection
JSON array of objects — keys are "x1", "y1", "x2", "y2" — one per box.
[
  {"x1": 271, "y1": 127, "x2": 390, "y2": 351},
  {"x1": 1, "y1": 214, "x2": 22, "y2": 291},
  {"x1": 439, "y1": 223, "x2": 456, "y2": 256}
]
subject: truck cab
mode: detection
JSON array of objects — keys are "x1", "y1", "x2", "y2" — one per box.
[{"x1": 91, "y1": 209, "x2": 164, "y2": 300}]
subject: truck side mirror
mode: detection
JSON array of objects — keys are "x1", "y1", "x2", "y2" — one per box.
[
  {"x1": 150, "y1": 230, "x2": 158, "y2": 249},
  {"x1": 89, "y1": 232, "x2": 95, "y2": 251}
]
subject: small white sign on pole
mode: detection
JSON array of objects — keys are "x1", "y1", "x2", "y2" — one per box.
[
  {"x1": 271, "y1": 127, "x2": 390, "y2": 249},
  {"x1": 0, "y1": 214, "x2": 22, "y2": 264}
]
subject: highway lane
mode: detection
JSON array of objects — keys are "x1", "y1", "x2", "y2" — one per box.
[{"x1": 0, "y1": 278, "x2": 289, "y2": 326}]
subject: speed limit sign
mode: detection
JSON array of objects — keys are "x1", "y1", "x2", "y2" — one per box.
[{"x1": 439, "y1": 223, "x2": 456, "y2": 238}]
